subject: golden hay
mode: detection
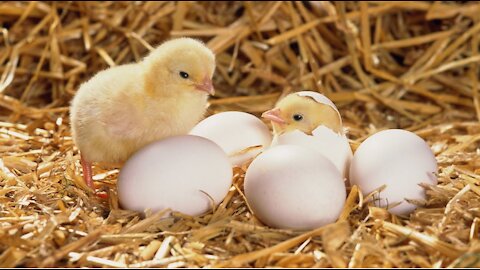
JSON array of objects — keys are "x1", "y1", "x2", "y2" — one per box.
[{"x1": 0, "y1": 1, "x2": 480, "y2": 268}]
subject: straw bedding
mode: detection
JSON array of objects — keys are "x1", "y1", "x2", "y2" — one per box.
[{"x1": 0, "y1": 1, "x2": 480, "y2": 267}]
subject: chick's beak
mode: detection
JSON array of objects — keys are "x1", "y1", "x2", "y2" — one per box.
[
  {"x1": 195, "y1": 76, "x2": 215, "y2": 95},
  {"x1": 261, "y1": 108, "x2": 286, "y2": 124}
]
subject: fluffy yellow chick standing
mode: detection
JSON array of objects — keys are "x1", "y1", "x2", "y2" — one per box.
[
  {"x1": 262, "y1": 91, "x2": 353, "y2": 179},
  {"x1": 70, "y1": 38, "x2": 216, "y2": 191}
]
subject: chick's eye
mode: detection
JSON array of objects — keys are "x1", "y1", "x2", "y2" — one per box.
[
  {"x1": 293, "y1": 114, "x2": 303, "y2": 121},
  {"x1": 179, "y1": 71, "x2": 189, "y2": 79}
]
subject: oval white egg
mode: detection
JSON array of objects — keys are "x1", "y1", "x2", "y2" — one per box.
[
  {"x1": 349, "y1": 129, "x2": 438, "y2": 215},
  {"x1": 190, "y1": 111, "x2": 272, "y2": 167},
  {"x1": 117, "y1": 135, "x2": 232, "y2": 216},
  {"x1": 245, "y1": 145, "x2": 346, "y2": 230},
  {"x1": 271, "y1": 126, "x2": 353, "y2": 179}
]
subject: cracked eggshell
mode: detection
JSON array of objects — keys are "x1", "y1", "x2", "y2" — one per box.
[
  {"x1": 295, "y1": 91, "x2": 342, "y2": 125},
  {"x1": 245, "y1": 145, "x2": 346, "y2": 230},
  {"x1": 349, "y1": 129, "x2": 438, "y2": 215},
  {"x1": 118, "y1": 135, "x2": 232, "y2": 216},
  {"x1": 190, "y1": 111, "x2": 272, "y2": 167},
  {"x1": 271, "y1": 126, "x2": 353, "y2": 179}
]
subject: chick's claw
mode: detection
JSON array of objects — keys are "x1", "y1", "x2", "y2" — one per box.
[
  {"x1": 96, "y1": 191, "x2": 109, "y2": 199},
  {"x1": 80, "y1": 155, "x2": 109, "y2": 199},
  {"x1": 81, "y1": 154, "x2": 94, "y2": 189}
]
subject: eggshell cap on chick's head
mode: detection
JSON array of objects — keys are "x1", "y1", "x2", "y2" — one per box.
[{"x1": 295, "y1": 91, "x2": 342, "y2": 126}]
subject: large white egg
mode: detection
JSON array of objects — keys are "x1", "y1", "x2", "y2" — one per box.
[
  {"x1": 245, "y1": 145, "x2": 346, "y2": 230},
  {"x1": 118, "y1": 135, "x2": 232, "y2": 216},
  {"x1": 190, "y1": 111, "x2": 272, "y2": 167},
  {"x1": 271, "y1": 126, "x2": 353, "y2": 179},
  {"x1": 349, "y1": 129, "x2": 438, "y2": 215}
]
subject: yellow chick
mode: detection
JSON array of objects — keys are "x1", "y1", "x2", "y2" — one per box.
[
  {"x1": 70, "y1": 37, "x2": 216, "y2": 190},
  {"x1": 262, "y1": 91, "x2": 352, "y2": 180},
  {"x1": 262, "y1": 91, "x2": 342, "y2": 136}
]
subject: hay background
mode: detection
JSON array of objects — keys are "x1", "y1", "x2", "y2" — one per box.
[{"x1": 1, "y1": 1, "x2": 480, "y2": 268}]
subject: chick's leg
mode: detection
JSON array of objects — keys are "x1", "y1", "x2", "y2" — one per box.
[{"x1": 80, "y1": 154, "x2": 94, "y2": 189}]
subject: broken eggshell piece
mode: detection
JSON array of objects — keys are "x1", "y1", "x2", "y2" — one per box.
[{"x1": 271, "y1": 125, "x2": 353, "y2": 179}]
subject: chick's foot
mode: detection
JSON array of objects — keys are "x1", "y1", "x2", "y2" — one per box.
[{"x1": 81, "y1": 154, "x2": 94, "y2": 189}]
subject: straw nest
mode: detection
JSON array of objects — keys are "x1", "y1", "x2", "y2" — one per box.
[{"x1": 1, "y1": 1, "x2": 480, "y2": 268}]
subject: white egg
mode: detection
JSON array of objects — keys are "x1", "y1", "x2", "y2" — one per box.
[
  {"x1": 271, "y1": 126, "x2": 353, "y2": 179},
  {"x1": 349, "y1": 129, "x2": 438, "y2": 215},
  {"x1": 117, "y1": 135, "x2": 232, "y2": 216},
  {"x1": 190, "y1": 111, "x2": 272, "y2": 167},
  {"x1": 245, "y1": 145, "x2": 346, "y2": 230}
]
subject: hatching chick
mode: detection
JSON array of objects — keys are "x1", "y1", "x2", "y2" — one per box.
[
  {"x1": 262, "y1": 91, "x2": 352, "y2": 179},
  {"x1": 261, "y1": 92, "x2": 342, "y2": 136},
  {"x1": 70, "y1": 37, "x2": 216, "y2": 190}
]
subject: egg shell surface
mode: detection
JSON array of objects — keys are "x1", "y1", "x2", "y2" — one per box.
[
  {"x1": 118, "y1": 135, "x2": 233, "y2": 216},
  {"x1": 271, "y1": 125, "x2": 353, "y2": 179},
  {"x1": 190, "y1": 111, "x2": 272, "y2": 166},
  {"x1": 349, "y1": 129, "x2": 438, "y2": 215},
  {"x1": 245, "y1": 144, "x2": 346, "y2": 230}
]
